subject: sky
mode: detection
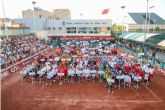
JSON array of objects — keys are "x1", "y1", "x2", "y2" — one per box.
[{"x1": 0, "y1": 0, "x2": 165, "y2": 23}]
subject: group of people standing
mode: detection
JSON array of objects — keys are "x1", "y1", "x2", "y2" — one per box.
[{"x1": 21, "y1": 41, "x2": 155, "y2": 93}]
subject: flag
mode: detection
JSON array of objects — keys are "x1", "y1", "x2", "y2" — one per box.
[{"x1": 102, "y1": 8, "x2": 109, "y2": 14}]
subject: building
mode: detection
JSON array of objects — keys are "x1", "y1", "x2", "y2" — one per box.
[
  {"x1": 14, "y1": 18, "x2": 47, "y2": 31},
  {"x1": 47, "y1": 19, "x2": 112, "y2": 34},
  {"x1": 22, "y1": 8, "x2": 55, "y2": 20},
  {"x1": 0, "y1": 18, "x2": 30, "y2": 36},
  {"x1": 125, "y1": 13, "x2": 165, "y2": 32},
  {"x1": 22, "y1": 8, "x2": 71, "y2": 20},
  {"x1": 53, "y1": 9, "x2": 71, "y2": 20},
  {"x1": 14, "y1": 18, "x2": 112, "y2": 35}
]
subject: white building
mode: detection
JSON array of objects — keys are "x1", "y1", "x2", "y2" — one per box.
[
  {"x1": 47, "y1": 19, "x2": 112, "y2": 34},
  {"x1": 14, "y1": 18, "x2": 112, "y2": 36}
]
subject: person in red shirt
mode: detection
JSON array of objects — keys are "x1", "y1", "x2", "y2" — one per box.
[
  {"x1": 115, "y1": 63, "x2": 120, "y2": 71},
  {"x1": 124, "y1": 64, "x2": 131, "y2": 74},
  {"x1": 62, "y1": 66, "x2": 68, "y2": 76},
  {"x1": 132, "y1": 63, "x2": 138, "y2": 70},
  {"x1": 96, "y1": 59, "x2": 100, "y2": 68},
  {"x1": 139, "y1": 69, "x2": 144, "y2": 78}
]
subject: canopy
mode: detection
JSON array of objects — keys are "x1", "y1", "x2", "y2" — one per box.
[
  {"x1": 145, "y1": 34, "x2": 165, "y2": 46},
  {"x1": 119, "y1": 32, "x2": 160, "y2": 42},
  {"x1": 158, "y1": 40, "x2": 165, "y2": 47}
]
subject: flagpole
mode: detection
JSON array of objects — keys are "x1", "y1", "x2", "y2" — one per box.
[
  {"x1": 109, "y1": 10, "x2": 112, "y2": 36},
  {"x1": 121, "y1": 6, "x2": 125, "y2": 35},
  {"x1": 101, "y1": 8, "x2": 110, "y2": 35}
]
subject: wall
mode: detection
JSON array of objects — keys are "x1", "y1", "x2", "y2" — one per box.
[
  {"x1": 14, "y1": 18, "x2": 47, "y2": 31},
  {"x1": 128, "y1": 24, "x2": 165, "y2": 32},
  {"x1": 0, "y1": 28, "x2": 30, "y2": 36}
]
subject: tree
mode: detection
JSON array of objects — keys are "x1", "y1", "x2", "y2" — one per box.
[
  {"x1": 155, "y1": 26, "x2": 160, "y2": 32},
  {"x1": 111, "y1": 24, "x2": 125, "y2": 32},
  {"x1": 139, "y1": 28, "x2": 143, "y2": 32}
]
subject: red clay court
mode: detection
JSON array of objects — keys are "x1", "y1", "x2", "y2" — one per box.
[{"x1": 1, "y1": 49, "x2": 165, "y2": 110}]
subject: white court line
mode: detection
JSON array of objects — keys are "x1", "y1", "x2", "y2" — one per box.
[
  {"x1": 131, "y1": 88, "x2": 143, "y2": 101},
  {"x1": 146, "y1": 86, "x2": 162, "y2": 102},
  {"x1": 31, "y1": 98, "x2": 161, "y2": 103}
]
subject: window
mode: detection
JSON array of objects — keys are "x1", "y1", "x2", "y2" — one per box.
[
  {"x1": 75, "y1": 22, "x2": 82, "y2": 24},
  {"x1": 52, "y1": 27, "x2": 56, "y2": 30},
  {"x1": 58, "y1": 27, "x2": 62, "y2": 30},
  {"x1": 39, "y1": 15, "x2": 42, "y2": 18},
  {"x1": 95, "y1": 22, "x2": 100, "y2": 24},
  {"x1": 78, "y1": 27, "x2": 87, "y2": 33},
  {"x1": 66, "y1": 27, "x2": 76, "y2": 33},
  {"x1": 48, "y1": 27, "x2": 51, "y2": 30},
  {"x1": 67, "y1": 22, "x2": 72, "y2": 24},
  {"x1": 62, "y1": 21, "x2": 65, "y2": 26},
  {"x1": 94, "y1": 27, "x2": 98, "y2": 30}
]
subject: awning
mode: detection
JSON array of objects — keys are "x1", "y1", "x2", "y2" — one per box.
[
  {"x1": 119, "y1": 32, "x2": 157, "y2": 42},
  {"x1": 118, "y1": 32, "x2": 131, "y2": 38},
  {"x1": 157, "y1": 40, "x2": 165, "y2": 47},
  {"x1": 135, "y1": 33, "x2": 157, "y2": 42},
  {"x1": 128, "y1": 33, "x2": 145, "y2": 41},
  {"x1": 123, "y1": 33, "x2": 136, "y2": 39}
]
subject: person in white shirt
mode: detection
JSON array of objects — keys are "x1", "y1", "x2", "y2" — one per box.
[
  {"x1": 29, "y1": 70, "x2": 36, "y2": 84},
  {"x1": 142, "y1": 64, "x2": 148, "y2": 73},
  {"x1": 85, "y1": 68, "x2": 90, "y2": 82},
  {"x1": 76, "y1": 67, "x2": 83, "y2": 82},
  {"x1": 123, "y1": 75, "x2": 131, "y2": 88},
  {"x1": 20, "y1": 67, "x2": 28, "y2": 83},
  {"x1": 90, "y1": 68, "x2": 97, "y2": 81},
  {"x1": 68, "y1": 67, "x2": 75, "y2": 83},
  {"x1": 46, "y1": 64, "x2": 51, "y2": 72},
  {"x1": 144, "y1": 73, "x2": 149, "y2": 86},
  {"x1": 149, "y1": 66, "x2": 154, "y2": 76}
]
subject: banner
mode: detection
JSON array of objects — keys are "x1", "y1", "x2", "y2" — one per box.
[{"x1": 60, "y1": 36, "x2": 115, "y2": 41}]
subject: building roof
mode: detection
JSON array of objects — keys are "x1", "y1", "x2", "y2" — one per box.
[{"x1": 128, "y1": 13, "x2": 165, "y2": 24}]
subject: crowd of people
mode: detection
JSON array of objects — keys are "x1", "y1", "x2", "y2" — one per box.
[
  {"x1": 20, "y1": 41, "x2": 155, "y2": 93},
  {"x1": 0, "y1": 35, "x2": 48, "y2": 69}
]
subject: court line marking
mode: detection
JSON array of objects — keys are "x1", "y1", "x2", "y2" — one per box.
[
  {"x1": 145, "y1": 86, "x2": 162, "y2": 102},
  {"x1": 31, "y1": 98, "x2": 161, "y2": 103},
  {"x1": 131, "y1": 88, "x2": 144, "y2": 101},
  {"x1": 29, "y1": 86, "x2": 163, "y2": 103}
]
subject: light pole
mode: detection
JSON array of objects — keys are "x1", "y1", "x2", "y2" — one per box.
[
  {"x1": 80, "y1": 13, "x2": 83, "y2": 33},
  {"x1": 148, "y1": 6, "x2": 155, "y2": 33},
  {"x1": 32, "y1": 1, "x2": 36, "y2": 34},
  {"x1": 2, "y1": 0, "x2": 8, "y2": 38},
  {"x1": 144, "y1": 0, "x2": 149, "y2": 42},
  {"x1": 121, "y1": 6, "x2": 126, "y2": 35},
  {"x1": 153, "y1": 19, "x2": 156, "y2": 33}
]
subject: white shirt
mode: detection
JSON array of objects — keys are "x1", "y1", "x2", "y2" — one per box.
[
  {"x1": 68, "y1": 69, "x2": 75, "y2": 76},
  {"x1": 149, "y1": 68, "x2": 154, "y2": 75},
  {"x1": 124, "y1": 75, "x2": 131, "y2": 83}
]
